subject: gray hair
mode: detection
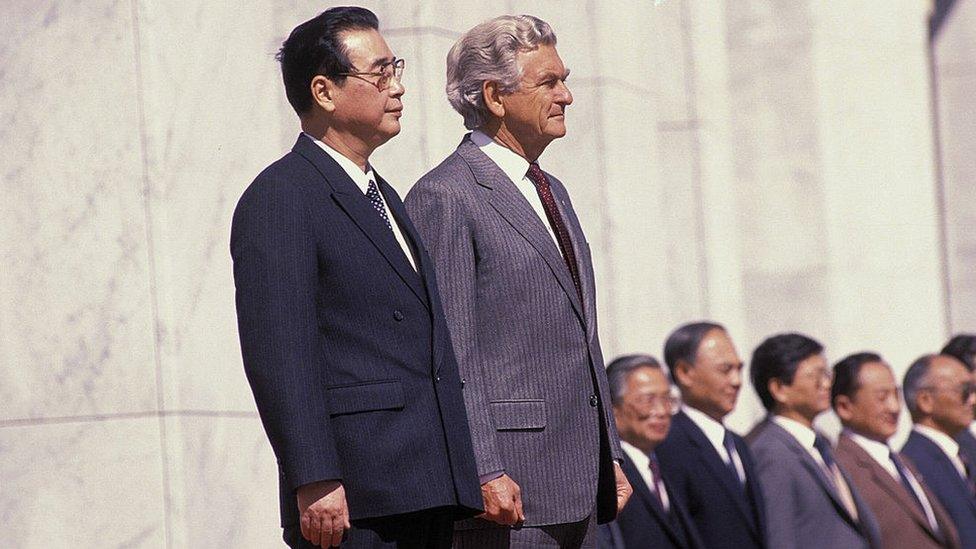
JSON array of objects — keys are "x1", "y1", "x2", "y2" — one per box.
[
  {"x1": 606, "y1": 354, "x2": 669, "y2": 407},
  {"x1": 446, "y1": 14, "x2": 557, "y2": 130},
  {"x1": 903, "y1": 354, "x2": 936, "y2": 419}
]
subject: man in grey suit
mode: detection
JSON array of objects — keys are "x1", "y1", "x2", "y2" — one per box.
[
  {"x1": 747, "y1": 333, "x2": 880, "y2": 549},
  {"x1": 405, "y1": 14, "x2": 630, "y2": 548}
]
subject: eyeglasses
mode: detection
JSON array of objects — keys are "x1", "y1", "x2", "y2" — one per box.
[
  {"x1": 919, "y1": 382, "x2": 976, "y2": 401},
  {"x1": 628, "y1": 393, "x2": 680, "y2": 412},
  {"x1": 338, "y1": 58, "x2": 405, "y2": 91}
]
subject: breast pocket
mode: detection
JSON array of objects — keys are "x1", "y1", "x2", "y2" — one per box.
[
  {"x1": 326, "y1": 379, "x2": 405, "y2": 416},
  {"x1": 489, "y1": 399, "x2": 546, "y2": 431}
]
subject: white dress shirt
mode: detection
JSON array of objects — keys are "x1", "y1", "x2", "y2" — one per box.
[
  {"x1": 773, "y1": 415, "x2": 829, "y2": 469},
  {"x1": 621, "y1": 440, "x2": 671, "y2": 511},
  {"x1": 848, "y1": 430, "x2": 939, "y2": 530},
  {"x1": 914, "y1": 424, "x2": 967, "y2": 479},
  {"x1": 470, "y1": 130, "x2": 558, "y2": 244},
  {"x1": 683, "y1": 405, "x2": 746, "y2": 483},
  {"x1": 306, "y1": 133, "x2": 417, "y2": 270}
]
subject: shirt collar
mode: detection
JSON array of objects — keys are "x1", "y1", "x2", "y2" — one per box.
[
  {"x1": 846, "y1": 429, "x2": 893, "y2": 464},
  {"x1": 470, "y1": 130, "x2": 531, "y2": 186},
  {"x1": 914, "y1": 424, "x2": 961, "y2": 458},
  {"x1": 772, "y1": 415, "x2": 818, "y2": 451},
  {"x1": 620, "y1": 440, "x2": 651, "y2": 471},
  {"x1": 683, "y1": 405, "x2": 728, "y2": 451},
  {"x1": 305, "y1": 132, "x2": 375, "y2": 194}
]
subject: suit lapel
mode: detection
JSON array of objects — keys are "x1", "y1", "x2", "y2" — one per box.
[
  {"x1": 840, "y1": 436, "x2": 937, "y2": 538},
  {"x1": 913, "y1": 432, "x2": 976, "y2": 514},
  {"x1": 455, "y1": 138, "x2": 585, "y2": 326},
  {"x1": 621, "y1": 454, "x2": 685, "y2": 546},
  {"x1": 292, "y1": 135, "x2": 428, "y2": 309},
  {"x1": 766, "y1": 423, "x2": 860, "y2": 528},
  {"x1": 675, "y1": 412, "x2": 758, "y2": 534},
  {"x1": 546, "y1": 175, "x2": 597, "y2": 340}
]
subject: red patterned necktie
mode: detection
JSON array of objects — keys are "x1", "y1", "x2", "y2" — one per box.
[{"x1": 526, "y1": 163, "x2": 583, "y2": 305}]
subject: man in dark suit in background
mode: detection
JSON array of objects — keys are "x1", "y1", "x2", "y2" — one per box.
[
  {"x1": 902, "y1": 354, "x2": 976, "y2": 549},
  {"x1": 655, "y1": 322, "x2": 767, "y2": 549},
  {"x1": 405, "y1": 14, "x2": 630, "y2": 549},
  {"x1": 598, "y1": 355, "x2": 703, "y2": 549},
  {"x1": 942, "y1": 334, "x2": 976, "y2": 465},
  {"x1": 747, "y1": 334, "x2": 879, "y2": 549},
  {"x1": 231, "y1": 7, "x2": 481, "y2": 547},
  {"x1": 832, "y1": 352, "x2": 959, "y2": 549}
]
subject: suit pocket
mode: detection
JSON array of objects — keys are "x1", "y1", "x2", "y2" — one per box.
[
  {"x1": 489, "y1": 399, "x2": 546, "y2": 431},
  {"x1": 326, "y1": 379, "x2": 405, "y2": 416}
]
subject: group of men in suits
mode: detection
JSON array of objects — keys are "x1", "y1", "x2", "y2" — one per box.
[
  {"x1": 599, "y1": 327, "x2": 976, "y2": 549},
  {"x1": 233, "y1": 7, "x2": 628, "y2": 548}
]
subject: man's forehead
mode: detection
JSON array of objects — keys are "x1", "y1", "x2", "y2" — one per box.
[{"x1": 340, "y1": 28, "x2": 393, "y2": 68}]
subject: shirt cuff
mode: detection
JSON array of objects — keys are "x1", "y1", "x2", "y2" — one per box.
[{"x1": 479, "y1": 470, "x2": 505, "y2": 485}]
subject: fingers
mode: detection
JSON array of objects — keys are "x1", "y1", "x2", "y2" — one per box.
[
  {"x1": 513, "y1": 489, "x2": 525, "y2": 523},
  {"x1": 328, "y1": 515, "x2": 344, "y2": 548},
  {"x1": 301, "y1": 511, "x2": 322, "y2": 546}
]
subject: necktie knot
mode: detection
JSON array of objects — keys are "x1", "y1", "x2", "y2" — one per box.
[
  {"x1": 648, "y1": 453, "x2": 661, "y2": 478},
  {"x1": 526, "y1": 162, "x2": 547, "y2": 188},
  {"x1": 814, "y1": 435, "x2": 836, "y2": 470}
]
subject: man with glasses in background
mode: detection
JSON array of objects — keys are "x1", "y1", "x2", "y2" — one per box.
[
  {"x1": 232, "y1": 7, "x2": 481, "y2": 548},
  {"x1": 599, "y1": 355, "x2": 703, "y2": 549},
  {"x1": 903, "y1": 354, "x2": 976, "y2": 548}
]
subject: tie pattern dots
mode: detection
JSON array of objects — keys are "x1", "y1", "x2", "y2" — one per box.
[
  {"x1": 526, "y1": 163, "x2": 583, "y2": 305},
  {"x1": 366, "y1": 177, "x2": 393, "y2": 230}
]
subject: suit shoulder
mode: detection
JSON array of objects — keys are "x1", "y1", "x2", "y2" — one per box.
[
  {"x1": 235, "y1": 152, "x2": 316, "y2": 212},
  {"x1": 407, "y1": 152, "x2": 478, "y2": 206}
]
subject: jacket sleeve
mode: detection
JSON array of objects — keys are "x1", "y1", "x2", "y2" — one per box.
[
  {"x1": 405, "y1": 178, "x2": 504, "y2": 478},
  {"x1": 231, "y1": 174, "x2": 341, "y2": 492},
  {"x1": 751, "y1": 444, "x2": 799, "y2": 549}
]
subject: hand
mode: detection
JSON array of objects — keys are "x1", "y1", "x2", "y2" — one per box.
[
  {"x1": 614, "y1": 462, "x2": 632, "y2": 513},
  {"x1": 478, "y1": 474, "x2": 524, "y2": 526},
  {"x1": 297, "y1": 480, "x2": 350, "y2": 547}
]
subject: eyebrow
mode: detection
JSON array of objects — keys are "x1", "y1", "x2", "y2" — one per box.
[{"x1": 367, "y1": 55, "x2": 395, "y2": 70}]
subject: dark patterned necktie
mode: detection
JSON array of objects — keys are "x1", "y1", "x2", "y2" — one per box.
[
  {"x1": 723, "y1": 430, "x2": 744, "y2": 486},
  {"x1": 890, "y1": 451, "x2": 926, "y2": 512},
  {"x1": 647, "y1": 453, "x2": 667, "y2": 512},
  {"x1": 958, "y1": 449, "x2": 976, "y2": 497},
  {"x1": 526, "y1": 163, "x2": 582, "y2": 304},
  {"x1": 365, "y1": 177, "x2": 392, "y2": 231}
]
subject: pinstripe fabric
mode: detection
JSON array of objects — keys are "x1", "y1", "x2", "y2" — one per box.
[{"x1": 405, "y1": 135, "x2": 623, "y2": 534}]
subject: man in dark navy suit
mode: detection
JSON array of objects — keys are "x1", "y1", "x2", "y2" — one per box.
[
  {"x1": 942, "y1": 335, "x2": 976, "y2": 466},
  {"x1": 598, "y1": 355, "x2": 703, "y2": 549},
  {"x1": 655, "y1": 322, "x2": 767, "y2": 549},
  {"x1": 902, "y1": 354, "x2": 976, "y2": 549},
  {"x1": 231, "y1": 7, "x2": 481, "y2": 548}
]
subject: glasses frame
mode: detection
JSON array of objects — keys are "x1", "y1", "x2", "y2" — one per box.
[{"x1": 338, "y1": 58, "x2": 405, "y2": 91}]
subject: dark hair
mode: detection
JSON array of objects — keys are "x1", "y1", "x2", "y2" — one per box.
[
  {"x1": 830, "y1": 352, "x2": 884, "y2": 409},
  {"x1": 750, "y1": 333, "x2": 824, "y2": 411},
  {"x1": 607, "y1": 354, "x2": 665, "y2": 406},
  {"x1": 277, "y1": 7, "x2": 379, "y2": 115},
  {"x1": 903, "y1": 354, "x2": 937, "y2": 418},
  {"x1": 942, "y1": 334, "x2": 976, "y2": 372},
  {"x1": 663, "y1": 322, "x2": 726, "y2": 378}
]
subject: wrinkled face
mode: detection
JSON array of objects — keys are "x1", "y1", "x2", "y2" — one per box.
[
  {"x1": 614, "y1": 367, "x2": 675, "y2": 453},
  {"x1": 677, "y1": 329, "x2": 743, "y2": 421},
  {"x1": 924, "y1": 356, "x2": 976, "y2": 435},
  {"x1": 838, "y1": 361, "x2": 900, "y2": 442},
  {"x1": 328, "y1": 28, "x2": 405, "y2": 147},
  {"x1": 774, "y1": 354, "x2": 832, "y2": 422},
  {"x1": 501, "y1": 44, "x2": 573, "y2": 154}
]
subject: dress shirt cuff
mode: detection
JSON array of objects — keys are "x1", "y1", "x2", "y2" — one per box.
[{"x1": 479, "y1": 470, "x2": 505, "y2": 485}]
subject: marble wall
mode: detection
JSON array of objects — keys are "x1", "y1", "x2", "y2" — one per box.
[{"x1": 1, "y1": 0, "x2": 961, "y2": 546}]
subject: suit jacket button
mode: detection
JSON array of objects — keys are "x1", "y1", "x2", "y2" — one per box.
[
  {"x1": 589, "y1": 394, "x2": 599, "y2": 407},
  {"x1": 435, "y1": 375, "x2": 441, "y2": 382},
  {"x1": 393, "y1": 310, "x2": 404, "y2": 321}
]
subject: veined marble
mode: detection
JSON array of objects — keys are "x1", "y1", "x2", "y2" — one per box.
[{"x1": 0, "y1": 0, "x2": 158, "y2": 420}]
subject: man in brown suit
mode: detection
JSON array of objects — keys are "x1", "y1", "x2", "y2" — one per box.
[{"x1": 832, "y1": 352, "x2": 959, "y2": 549}]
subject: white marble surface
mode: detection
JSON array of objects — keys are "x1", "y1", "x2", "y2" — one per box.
[
  {"x1": 0, "y1": 0, "x2": 159, "y2": 420},
  {"x1": 0, "y1": 418, "x2": 165, "y2": 548},
  {"x1": 164, "y1": 416, "x2": 279, "y2": 548}
]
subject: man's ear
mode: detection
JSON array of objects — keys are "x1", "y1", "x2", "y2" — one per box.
[
  {"x1": 483, "y1": 80, "x2": 505, "y2": 118},
  {"x1": 673, "y1": 360, "x2": 694, "y2": 387},
  {"x1": 833, "y1": 395, "x2": 853, "y2": 422},
  {"x1": 768, "y1": 378, "x2": 790, "y2": 407},
  {"x1": 310, "y1": 75, "x2": 337, "y2": 113},
  {"x1": 916, "y1": 390, "x2": 934, "y2": 416}
]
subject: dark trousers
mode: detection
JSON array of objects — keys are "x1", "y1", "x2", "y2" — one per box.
[{"x1": 284, "y1": 507, "x2": 455, "y2": 549}]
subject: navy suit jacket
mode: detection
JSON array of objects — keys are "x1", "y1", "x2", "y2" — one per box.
[
  {"x1": 903, "y1": 430, "x2": 976, "y2": 549},
  {"x1": 605, "y1": 450, "x2": 703, "y2": 549},
  {"x1": 656, "y1": 411, "x2": 767, "y2": 549},
  {"x1": 231, "y1": 134, "x2": 482, "y2": 529}
]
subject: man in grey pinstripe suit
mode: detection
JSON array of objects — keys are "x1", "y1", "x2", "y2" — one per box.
[{"x1": 405, "y1": 14, "x2": 631, "y2": 549}]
